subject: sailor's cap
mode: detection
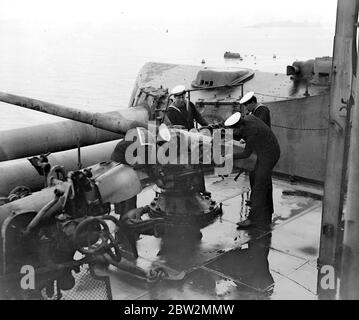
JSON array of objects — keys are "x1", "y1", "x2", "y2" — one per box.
[
  {"x1": 239, "y1": 91, "x2": 255, "y2": 105},
  {"x1": 171, "y1": 85, "x2": 186, "y2": 96},
  {"x1": 157, "y1": 123, "x2": 171, "y2": 142},
  {"x1": 224, "y1": 112, "x2": 241, "y2": 127}
]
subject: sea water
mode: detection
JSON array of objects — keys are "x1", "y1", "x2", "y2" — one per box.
[{"x1": 0, "y1": 20, "x2": 334, "y2": 130}]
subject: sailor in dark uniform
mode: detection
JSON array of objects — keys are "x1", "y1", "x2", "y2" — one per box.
[
  {"x1": 165, "y1": 85, "x2": 210, "y2": 195},
  {"x1": 166, "y1": 85, "x2": 209, "y2": 130},
  {"x1": 240, "y1": 91, "x2": 272, "y2": 211},
  {"x1": 224, "y1": 112, "x2": 280, "y2": 229},
  {"x1": 241, "y1": 91, "x2": 271, "y2": 128}
]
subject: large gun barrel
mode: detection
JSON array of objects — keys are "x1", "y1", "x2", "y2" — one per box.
[
  {"x1": 0, "y1": 140, "x2": 122, "y2": 198},
  {"x1": 0, "y1": 117, "x2": 122, "y2": 162},
  {"x1": 0, "y1": 91, "x2": 150, "y2": 135}
]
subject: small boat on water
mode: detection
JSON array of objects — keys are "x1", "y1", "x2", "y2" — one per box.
[{"x1": 224, "y1": 51, "x2": 243, "y2": 60}]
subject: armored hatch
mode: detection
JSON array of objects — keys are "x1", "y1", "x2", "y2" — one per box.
[{"x1": 191, "y1": 68, "x2": 254, "y2": 88}]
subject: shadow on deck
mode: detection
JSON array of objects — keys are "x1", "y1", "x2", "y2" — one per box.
[{"x1": 97, "y1": 173, "x2": 322, "y2": 300}]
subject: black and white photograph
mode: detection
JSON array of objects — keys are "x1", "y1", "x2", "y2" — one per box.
[{"x1": 0, "y1": 0, "x2": 357, "y2": 305}]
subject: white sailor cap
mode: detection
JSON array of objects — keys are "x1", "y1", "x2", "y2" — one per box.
[
  {"x1": 171, "y1": 85, "x2": 186, "y2": 96},
  {"x1": 157, "y1": 123, "x2": 171, "y2": 142},
  {"x1": 224, "y1": 112, "x2": 241, "y2": 127},
  {"x1": 239, "y1": 91, "x2": 255, "y2": 105}
]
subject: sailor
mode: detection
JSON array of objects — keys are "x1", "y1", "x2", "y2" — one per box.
[
  {"x1": 240, "y1": 91, "x2": 271, "y2": 128},
  {"x1": 224, "y1": 112, "x2": 280, "y2": 229},
  {"x1": 165, "y1": 85, "x2": 210, "y2": 195},
  {"x1": 239, "y1": 91, "x2": 272, "y2": 209},
  {"x1": 165, "y1": 85, "x2": 209, "y2": 130}
]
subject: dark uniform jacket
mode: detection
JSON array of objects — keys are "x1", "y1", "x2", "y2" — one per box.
[
  {"x1": 252, "y1": 104, "x2": 271, "y2": 128},
  {"x1": 166, "y1": 101, "x2": 208, "y2": 130},
  {"x1": 233, "y1": 114, "x2": 280, "y2": 165}
]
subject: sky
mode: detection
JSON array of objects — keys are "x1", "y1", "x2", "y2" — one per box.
[{"x1": 0, "y1": 0, "x2": 338, "y2": 28}]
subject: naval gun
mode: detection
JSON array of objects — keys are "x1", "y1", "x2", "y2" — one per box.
[
  {"x1": 0, "y1": 128, "x2": 254, "y2": 299},
  {"x1": 0, "y1": 90, "x2": 256, "y2": 299}
]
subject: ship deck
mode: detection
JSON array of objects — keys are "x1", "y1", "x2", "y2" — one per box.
[{"x1": 91, "y1": 173, "x2": 323, "y2": 300}]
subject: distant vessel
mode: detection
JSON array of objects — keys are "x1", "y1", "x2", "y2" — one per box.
[
  {"x1": 224, "y1": 51, "x2": 243, "y2": 60},
  {"x1": 201, "y1": 59, "x2": 206, "y2": 64}
]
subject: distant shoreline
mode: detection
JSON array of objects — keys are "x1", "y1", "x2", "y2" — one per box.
[{"x1": 246, "y1": 21, "x2": 322, "y2": 29}]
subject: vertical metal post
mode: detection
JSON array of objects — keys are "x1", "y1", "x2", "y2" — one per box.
[
  {"x1": 340, "y1": 36, "x2": 359, "y2": 300},
  {"x1": 318, "y1": 0, "x2": 359, "y2": 300}
]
